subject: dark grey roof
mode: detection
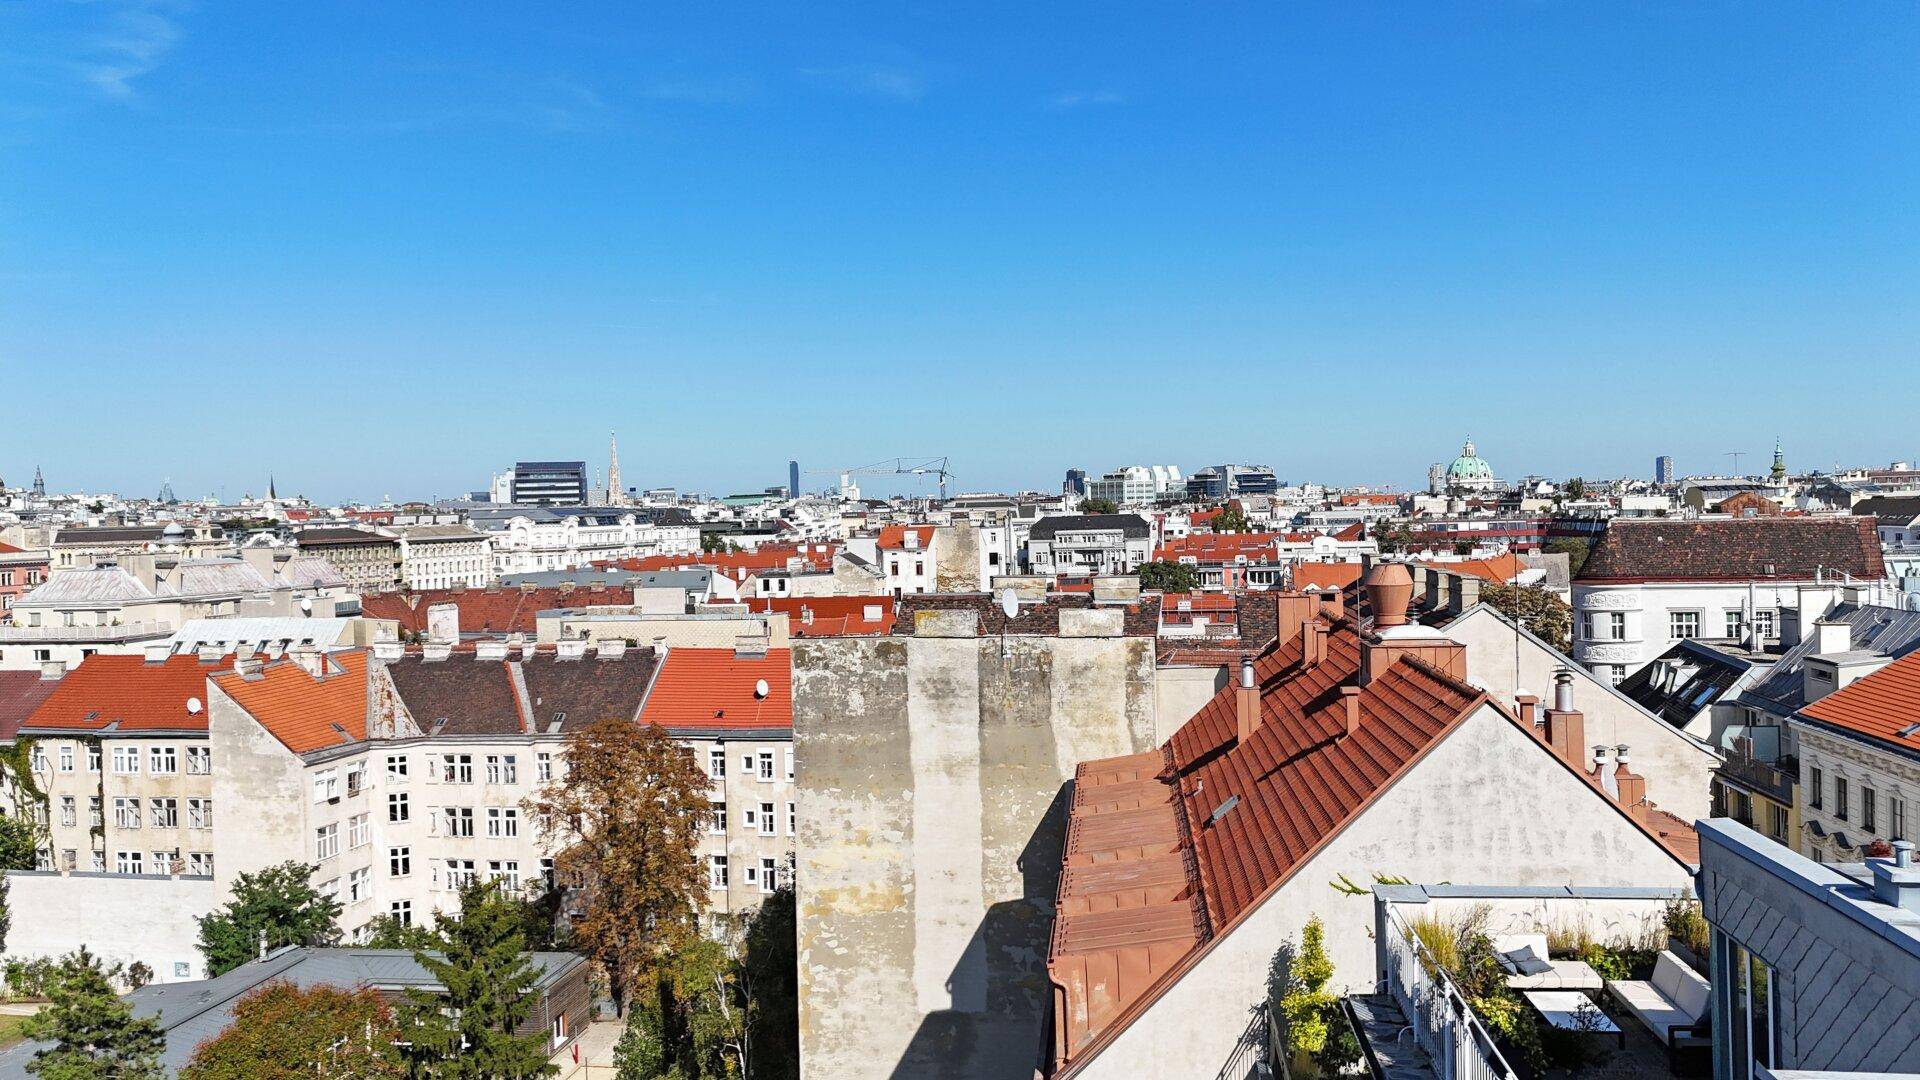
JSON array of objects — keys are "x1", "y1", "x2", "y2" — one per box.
[
  {"x1": 0, "y1": 947, "x2": 587, "y2": 1077},
  {"x1": 52, "y1": 525, "x2": 166, "y2": 545},
  {"x1": 499, "y1": 567, "x2": 711, "y2": 590},
  {"x1": 1738, "y1": 601, "x2": 1920, "y2": 718},
  {"x1": 1616, "y1": 638, "x2": 1753, "y2": 729},
  {"x1": 296, "y1": 527, "x2": 394, "y2": 546},
  {"x1": 1853, "y1": 495, "x2": 1920, "y2": 527},
  {"x1": 1029, "y1": 514, "x2": 1151, "y2": 540}
]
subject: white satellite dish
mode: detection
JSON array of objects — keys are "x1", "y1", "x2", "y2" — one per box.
[
  {"x1": 999, "y1": 588, "x2": 1019, "y2": 620},
  {"x1": 754, "y1": 678, "x2": 770, "y2": 699},
  {"x1": 186, "y1": 697, "x2": 203, "y2": 715}
]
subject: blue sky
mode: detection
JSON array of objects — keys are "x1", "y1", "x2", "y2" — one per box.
[{"x1": 3, "y1": 2, "x2": 1917, "y2": 503}]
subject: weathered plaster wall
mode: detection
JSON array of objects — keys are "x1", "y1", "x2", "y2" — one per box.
[
  {"x1": 794, "y1": 616, "x2": 1156, "y2": 1080},
  {"x1": 1449, "y1": 605, "x2": 1718, "y2": 820},
  {"x1": 1071, "y1": 705, "x2": 1695, "y2": 1079},
  {"x1": 936, "y1": 523, "x2": 984, "y2": 593},
  {"x1": 1154, "y1": 663, "x2": 1229, "y2": 745},
  {"x1": 207, "y1": 682, "x2": 310, "y2": 902},
  {"x1": 4, "y1": 870, "x2": 218, "y2": 983}
]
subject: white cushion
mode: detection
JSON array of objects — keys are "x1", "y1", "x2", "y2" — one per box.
[
  {"x1": 1650, "y1": 951, "x2": 1710, "y2": 1019},
  {"x1": 1493, "y1": 933, "x2": 1551, "y2": 959},
  {"x1": 1506, "y1": 960, "x2": 1604, "y2": 992},
  {"x1": 1609, "y1": 979, "x2": 1690, "y2": 1039}
]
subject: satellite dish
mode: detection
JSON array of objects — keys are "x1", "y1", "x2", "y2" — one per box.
[
  {"x1": 186, "y1": 697, "x2": 203, "y2": 715},
  {"x1": 999, "y1": 588, "x2": 1019, "y2": 620},
  {"x1": 754, "y1": 678, "x2": 770, "y2": 699}
]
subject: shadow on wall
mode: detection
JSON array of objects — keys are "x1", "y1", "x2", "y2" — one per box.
[{"x1": 887, "y1": 782, "x2": 1073, "y2": 1080}]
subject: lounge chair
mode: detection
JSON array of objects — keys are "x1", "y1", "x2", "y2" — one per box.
[{"x1": 1607, "y1": 949, "x2": 1710, "y2": 1060}]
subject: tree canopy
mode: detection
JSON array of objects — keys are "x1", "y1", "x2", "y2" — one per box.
[
  {"x1": 0, "y1": 813, "x2": 40, "y2": 871},
  {"x1": 1479, "y1": 583, "x2": 1574, "y2": 653},
  {"x1": 398, "y1": 880, "x2": 556, "y2": 1079},
  {"x1": 1137, "y1": 561, "x2": 1199, "y2": 593},
  {"x1": 196, "y1": 862, "x2": 342, "y2": 977},
  {"x1": 1210, "y1": 504, "x2": 1251, "y2": 534},
  {"x1": 181, "y1": 983, "x2": 401, "y2": 1080},
  {"x1": 20, "y1": 948, "x2": 166, "y2": 1080}
]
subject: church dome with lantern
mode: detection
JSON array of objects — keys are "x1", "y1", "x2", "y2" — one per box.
[{"x1": 1444, "y1": 439, "x2": 1498, "y2": 491}]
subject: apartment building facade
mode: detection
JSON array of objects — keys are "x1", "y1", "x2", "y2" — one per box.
[
  {"x1": 1025, "y1": 514, "x2": 1153, "y2": 579},
  {"x1": 396, "y1": 525, "x2": 493, "y2": 590},
  {"x1": 1790, "y1": 648, "x2": 1920, "y2": 862},
  {"x1": 296, "y1": 528, "x2": 404, "y2": 592}
]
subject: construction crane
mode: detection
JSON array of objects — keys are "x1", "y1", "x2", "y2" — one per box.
[{"x1": 805, "y1": 457, "x2": 956, "y2": 501}]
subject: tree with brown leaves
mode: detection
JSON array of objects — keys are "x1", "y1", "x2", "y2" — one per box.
[
  {"x1": 524, "y1": 717, "x2": 711, "y2": 1013},
  {"x1": 181, "y1": 982, "x2": 400, "y2": 1079}
]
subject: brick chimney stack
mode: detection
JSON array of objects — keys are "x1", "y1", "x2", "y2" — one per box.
[
  {"x1": 1613, "y1": 747, "x2": 1647, "y2": 823},
  {"x1": 1340, "y1": 686, "x2": 1362, "y2": 738},
  {"x1": 1236, "y1": 654, "x2": 1260, "y2": 744},
  {"x1": 1515, "y1": 693, "x2": 1540, "y2": 732},
  {"x1": 1542, "y1": 668, "x2": 1585, "y2": 768},
  {"x1": 1304, "y1": 618, "x2": 1328, "y2": 669}
]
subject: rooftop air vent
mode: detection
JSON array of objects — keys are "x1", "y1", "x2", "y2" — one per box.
[{"x1": 1207, "y1": 794, "x2": 1240, "y2": 827}]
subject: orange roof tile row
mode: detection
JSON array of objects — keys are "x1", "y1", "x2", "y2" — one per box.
[
  {"x1": 212, "y1": 653, "x2": 371, "y2": 754},
  {"x1": 24, "y1": 655, "x2": 220, "y2": 734},
  {"x1": 639, "y1": 648, "x2": 792, "y2": 732},
  {"x1": 741, "y1": 596, "x2": 895, "y2": 637},
  {"x1": 876, "y1": 525, "x2": 936, "y2": 551},
  {"x1": 1291, "y1": 562, "x2": 1364, "y2": 591},
  {"x1": 1800, "y1": 649, "x2": 1920, "y2": 749},
  {"x1": 1417, "y1": 552, "x2": 1526, "y2": 584}
]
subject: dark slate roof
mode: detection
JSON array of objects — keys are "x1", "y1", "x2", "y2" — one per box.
[
  {"x1": 519, "y1": 652, "x2": 658, "y2": 733},
  {"x1": 296, "y1": 527, "x2": 395, "y2": 546},
  {"x1": 1576, "y1": 517, "x2": 1885, "y2": 583},
  {"x1": 52, "y1": 525, "x2": 165, "y2": 545},
  {"x1": 891, "y1": 593, "x2": 1161, "y2": 636},
  {"x1": 1853, "y1": 495, "x2": 1920, "y2": 528},
  {"x1": 385, "y1": 650, "x2": 657, "y2": 736},
  {"x1": 1029, "y1": 514, "x2": 1151, "y2": 540},
  {"x1": 1738, "y1": 601, "x2": 1920, "y2": 718},
  {"x1": 1616, "y1": 638, "x2": 1753, "y2": 729}
]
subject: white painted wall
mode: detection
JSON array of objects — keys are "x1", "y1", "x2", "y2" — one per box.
[{"x1": 4, "y1": 871, "x2": 218, "y2": 984}]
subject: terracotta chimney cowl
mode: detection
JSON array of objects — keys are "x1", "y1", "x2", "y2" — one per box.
[{"x1": 1362, "y1": 563, "x2": 1414, "y2": 628}]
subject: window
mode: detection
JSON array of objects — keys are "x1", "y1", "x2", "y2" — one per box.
[
  {"x1": 91, "y1": 851, "x2": 105, "y2": 872},
  {"x1": 486, "y1": 807, "x2": 519, "y2": 838},
  {"x1": 29, "y1": 745, "x2": 46, "y2": 773},
  {"x1": 149, "y1": 746, "x2": 177, "y2": 774},
  {"x1": 784, "y1": 748, "x2": 794, "y2": 782},
  {"x1": 149, "y1": 798, "x2": 178, "y2": 829},
  {"x1": 348, "y1": 813, "x2": 370, "y2": 849},
  {"x1": 188, "y1": 798, "x2": 212, "y2": 830},
  {"x1": 708, "y1": 854, "x2": 728, "y2": 889},
  {"x1": 59, "y1": 797, "x2": 75, "y2": 828},
  {"x1": 1725, "y1": 610, "x2": 1745, "y2": 639},
  {"x1": 187, "y1": 852, "x2": 214, "y2": 876},
  {"x1": 386, "y1": 754, "x2": 409, "y2": 782},
  {"x1": 114, "y1": 797, "x2": 141, "y2": 830},
  {"x1": 117, "y1": 851, "x2": 142, "y2": 875},
  {"x1": 1809, "y1": 766, "x2": 1824, "y2": 809},
  {"x1": 760, "y1": 857, "x2": 778, "y2": 893},
  {"x1": 489, "y1": 860, "x2": 520, "y2": 892},
  {"x1": 536, "y1": 752, "x2": 553, "y2": 782},
  {"x1": 315, "y1": 824, "x2": 339, "y2": 861},
  {"x1": 709, "y1": 802, "x2": 726, "y2": 833},
  {"x1": 1862, "y1": 787, "x2": 1877, "y2": 833},
  {"x1": 390, "y1": 846, "x2": 411, "y2": 876},
  {"x1": 186, "y1": 746, "x2": 211, "y2": 774},
  {"x1": 313, "y1": 770, "x2": 339, "y2": 802},
  {"x1": 388, "y1": 792, "x2": 410, "y2": 823},
  {"x1": 345, "y1": 764, "x2": 366, "y2": 798},
  {"x1": 788, "y1": 802, "x2": 796, "y2": 836},
  {"x1": 61, "y1": 849, "x2": 76, "y2": 871},
  {"x1": 486, "y1": 755, "x2": 518, "y2": 785},
  {"x1": 744, "y1": 862, "x2": 759, "y2": 887},
  {"x1": 1834, "y1": 776, "x2": 1850, "y2": 821},
  {"x1": 1670, "y1": 611, "x2": 1700, "y2": 640},
  {"x1": 442, "y1": 754, "x2": 474, "y2": 784},
  {"x1": 347, "y1": 867, "x2": 370, "y2": 903},
  {"x1": 759, "y1": 802, "x2": 776, "y2": 837},
  {"x1": 34, "y1": 848, "x2": 50, "y2": 872},
  {"x1": 1753, "y1": 609, "x2": 1776, "y2": 639},
  {"x1": 391, "y1": 900, "x2": 413, "y2": 926},
  {"x1": 1893, "y1": 797, "x2": 1908, "y2": 842},
  {"x1": 708, "y1": 749, "x2": 726, "y2": 779},
  {"x1": 87, "y1": 744, "x2": 101, "y2": 773},
  {"x1": 317, "y1": 876, "x2": 340, "y2": 902},
  {"x1": 757, "y1": 751, "x2": 775, "y2": 782},
  {"x1": 741, "y1": 753, "x2": 754, "y2": 776},
  {"x1": 88, "y1": 796, "x2": 102, "y2": 827},
  {"x1": 445, "y1": 807, "x2": 474, "y2": 837},
  {"x1": 445, "y1": 859, "x2": 477, "y2": 889},
  {"x1": 1719, "y1": 933, "x2": 1778, "y2": 1079},
  {"x1": 743, "y1": 805, "x2": 758, "y2": 831},
  {"x1": 58, "y1": 745, "x2": 73, "y2": 773},
  {"x1": 112, "y1": 746, "x2": 139, "y2": 775}
]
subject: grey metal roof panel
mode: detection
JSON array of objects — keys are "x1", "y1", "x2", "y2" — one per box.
[{"x1": 1739, "y1": 602, "x2": 1920, "y2": 715}]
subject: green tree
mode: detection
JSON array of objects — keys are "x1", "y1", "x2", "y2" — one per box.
[
  {"x1": 195, "y1": 862, "x2": 342, "y2": 977},
  {"x1": 1562, "y1": 477, "x2": 1588, "y2": 501},
  {"x1": 1278, "y1": 917, "x2": 1359, "y2": 1074},
  {"x1": 359, "y1": 913, "x2": 444, "y2": 952},
  {"x1": 741, "y1": 884, "x2": 798, "y2": 1080},
  {"x1": 0, "y1": 813, "x2": 40, "y2": 871},
  {"x1": 0, "y1": 874, "x2": 11, "y2": 955},
  {"x1": 1077, "y1": 497, "x2": 1118, "y2": 515},
  {"x1": 1543, "y1": 537, "x2": 1593, "y2": 577},
  {"x1": 1137, "y1": 561, "x2": 1199, "y2": 593},
  {"x1": 1210, "y1": 503, "x2": 1252, "y2": 533},
  {"x1": 1480, "y1": 583, "x2": 1574, "y2": 653},
  {"x1": 398, "y1": 880, "x2": 556, "y2": 1079},
  {"x1": 181, "y1": 982, "x2": 402, "y2": 1080},
  {"x1": 20, "y1": 948, "x2": 166, "y2": 1079}
]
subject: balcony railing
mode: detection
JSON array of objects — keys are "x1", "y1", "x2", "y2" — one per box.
[
  {"x1": 1379, "y1": 905, "x2": 1516, "y2": 1080},
  {"x1": 0, "y1": 620, "x2": 173, "y2": 643}
]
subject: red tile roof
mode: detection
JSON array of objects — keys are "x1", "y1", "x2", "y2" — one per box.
[
  {"x1": 1418, "y1": 552, "x2": 1526, "y2": 584},
  {"x1": 640, "y1": 648, "x2": 792, "y2": 734},
  {"x1": 1578, "y1": 516, "x2": 1885, "y2": 583},
  {"x1": 1291, "y1": 562, "x2": 1363, "y2": 591},
  {"x1": 213, "y1": 652, "x2": 370, "y2": 755},
  {"x1": 23, "y1": 654, "x2": 219, "y2": 735},
  {"x1": 1800, "y1": 649, "x2": 1920, "y2": 750},
  {"x1": 877, "y1": 525, "x2": 935, "y2": 551},
  {"x1": 0, "y1": 671, "x2": 61, "y2": 741},
  {"x1": 1154, "y1": 534, "x2": 1284, "y2": 564},
  {"x1": 361, "y1": 584, "x2": 634, "y2": 636},
  {"x1": 741, "y1": 596, "x2": 895, "y2": 637},
  {"x1": 1331, "y1": 523, "x2": 1366, "y2": 542}
]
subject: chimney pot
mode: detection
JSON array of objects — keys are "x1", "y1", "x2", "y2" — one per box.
[
  {"x1": 1239, "y1": 654, "x2": 1255, "y2": 690},
  {"x1": 1552, "y1": 667, "x2": 1576, "y2": 713},
  {"x1": 1236, "y1": 658, "x2": 1262, "y2": 745}
]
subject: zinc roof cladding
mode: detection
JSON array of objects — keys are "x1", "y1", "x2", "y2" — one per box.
[
  {"x1": 1741, "y1": 602, "x2": 1920, "y2": 718},
  {"x1": 1175, "y1": 650, "x2": 1484, "y2": 928},
  {"x1": 163, "y1": 558, "x2": 273, "y2": 597},
  {"x1": 18, "y1": 566, "x2": 152, "y2": 605},
  {"x1": 1799, "y1": 649, "x2": 1920, "y2": 754},
  {"x1": 25, "y1": 654, "x2": 218, "y2": 734},
  {"x1": 213, "y1": 652, "x2": 370, "y2": 754},
  {"x1": 640, "y1": 647, "x2": 791, "y2": 732},
  {"x1": 277, "y1": 555, "x2": 349, "y2": 589},
  {"x1": 1030, "y1": 514, "x2": 1152, "y2": 540},
  {"x1": 1575, "y1": 516, "x2": 1885, "y2": 583},
  {"x1": 0, "y1": 671, "x2": 61, "y2": 741}
]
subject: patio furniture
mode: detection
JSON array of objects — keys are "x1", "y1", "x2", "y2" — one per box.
[
  {"x1": 1491, "y1": 933, "x2": 1604, "y2": 992},
  {"x1": 1606, "y1": 949, "x2": 1711, "y2": 1063},
  {"x1": 1521, "y1": 990, "x2": 1624, "y2": 1049}
]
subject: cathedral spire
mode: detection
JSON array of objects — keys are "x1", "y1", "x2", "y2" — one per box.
[{"x1": 1770, "y1": 438, "x2": 1787, "y2": 484}]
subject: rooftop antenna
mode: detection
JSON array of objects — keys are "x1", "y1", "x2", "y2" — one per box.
[{"x1": 1725, "y1": 451, "x2": 1747, "y2": 477}]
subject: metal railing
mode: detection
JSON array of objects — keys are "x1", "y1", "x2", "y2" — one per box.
[{"x1": 1379, "y1": 906, "x2": 1516, "y2": 1080}]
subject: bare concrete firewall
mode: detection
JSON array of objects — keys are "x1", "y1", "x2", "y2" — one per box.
[{"x1": 794, "y1": 606, "x2": 1157, "y2": 1080}]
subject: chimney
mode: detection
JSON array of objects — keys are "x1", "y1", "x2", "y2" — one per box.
[
  {"x1": 142, "y1": 642, "x2": 173, "y2": 664},
  {"x1": 1236, "y1": 655, "x2": 1260, "y2": 744},
  {"x1": 426, "y1": 603, "x2": 460, "y2": 645},
  {"x1": 1515, "y1": 693, "x2": 1540, "y2": 732},
  {"x1": 288, "y1": 645, "x2": 325, "y2": 679},
  {"x1": 595, "y1": 639, "x2": 628, "y2": 660},
  {"x1": 196, "y1": 644, "x2": 224, "y2": 663},
  {"x1": 1364, "y1": 563, "x2": 1413, "y2": 628},
  {"x1": 1304, "y1": 618, "x2": 1328, "y2": 669},
  {"x1": 1811, "y1": 618, "x2": 1851, "y2": 657},
  {"x1": 38, "y1": 659, "x2": 66, "y2": 681},
  {"x1": 475, "y1": 640, "x2": 509, "y2": 661},
  {"x1": 372, "y1": 640, "x2": 404, "y2": 661},
  {"x1": 1273, "y1": 592, "x2": 1316, "y2": 649},
  {"x1": 421, "y1": 642, "x2": 452, "y2": 662},
  {"x1": 1870, "y1": 840, "x2": 1920, "y2": 914},
  {"x1": 1454, "y1": 576, "x2": 1481, "y2": 614},
  {"x1": 234, "y1": 655, "x2": 265, "y2": 679},
  {"x1": 1541, "y1": 667, "x2": 1586, "y2": 767},
  {"x1": 1340, "y1": 686, "x2": 1362, "y2": 738},
  {"x1": 1613, "y1": 747, "x2": 1646, "y2": 821},
  {"x1": 555, "y1": 638, "x2": 589, "y2": 661}
]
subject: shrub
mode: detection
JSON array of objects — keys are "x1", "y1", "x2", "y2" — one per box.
[{"x1": 1663, "y1": 897, "x2": 1710, "y2": 957}]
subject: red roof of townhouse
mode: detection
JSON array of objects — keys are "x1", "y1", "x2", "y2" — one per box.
[
  {"x1": 640, "y1": 648, "x2": 792, "y2": 734},
  {"x1": 1331, "y1": 523, "x2": 1366, "y2": 542},
  {"x1": 1290, "y1": 562, "x2": 1363, "y2": 591},
  {"x1": 1418, "y1": 552, "x2": 1526, "y2": 585},
  {"x1": 1800, "y1": 649, "x2": 1920, "y2": 750},
  {"x1": 1576, "y1": 516, "x2": 1884, "y2": 583},
  {"x1": 603, "y1": 542, "x2": 838, "y2": 579},
  {"x1": 212, "y1": 652, "x2": 371, "y2": 754},
  {"x1": 360, "y1": 585, "x2": 635, "y2": 636},
  {"x1": 0, "y1": 542, "x2": 26, "y2": 554},
  {"x1": 22, "y1": 654, "x2": 220, "y2": 734},
  {"x1": 877, "y1": 525, "x2": 936, "y2": 551},
  {"x1": 0, "y1": 670, "x2": 62, "y2": 741},
  {"x1": 742, "y1": 596, "x2": 895, "y2": 637},
  {"x1": 1154, "y1": 533, "x2": 1283, "y2": 564}
]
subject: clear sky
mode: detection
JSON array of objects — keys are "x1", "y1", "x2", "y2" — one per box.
[{"x1": 3, "y1": 2, "x2": 1917, "y2": 503}]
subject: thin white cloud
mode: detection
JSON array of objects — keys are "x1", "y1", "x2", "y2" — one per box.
[
  {"x1": 800, "y1": 65, "x2": 927, "y2": 102},
  {"x1": 80, "y1": 3, "x2": 180, "y2": 100},
  {"x1": 1048, "y1": 90, "x2": 1124, "y2": 110},
  {"x1": 643, "y1": 75, "x2": 759, "y2": 105}
]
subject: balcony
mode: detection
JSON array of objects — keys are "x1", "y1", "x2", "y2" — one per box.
[{"x1": 0, "y1": 620, "x2": 173, "y2": 644}]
